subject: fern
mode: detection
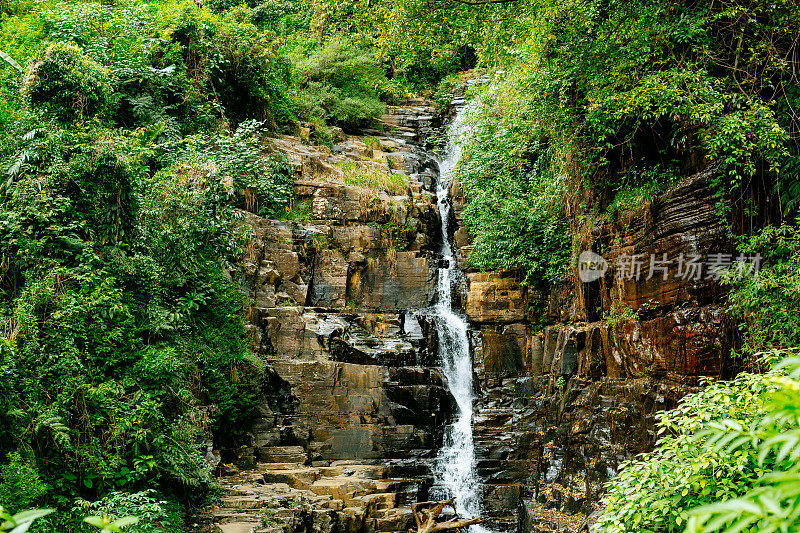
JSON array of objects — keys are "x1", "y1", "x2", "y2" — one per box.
[
  {"x1": 21, "y1": 128, "x2": 46, "y2": 142},
  {"x1": 33, "y1": 412, "x2": 71, "y2": 450}
]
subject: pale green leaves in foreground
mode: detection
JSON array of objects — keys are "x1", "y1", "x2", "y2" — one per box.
[
  {"x1": 0, "y1": 507, "x2": 53, "y2": 533},
  {"x1": 0, "y1": 49, "x2": 22, "y2": 72},
  {"x1": 0, "y1": 506, "x2": 138, "y2": 533},
  {"x1": 597, "y1": 349, "x2": 800, "y2": 533},
  {"x1": 84, "y1": 515, "x2": 140, "y2": 532}
]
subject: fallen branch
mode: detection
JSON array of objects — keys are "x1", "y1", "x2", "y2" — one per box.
[{"x1": 411, "y1": 499, "x2": 483, "y2": 533}]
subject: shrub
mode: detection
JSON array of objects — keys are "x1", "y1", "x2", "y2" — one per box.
[
  {"x1": 77, "y1": 489, "x2": 182, "y2": 533},
  {"x1": 453, "y1": 88, "x2": 570, "y2": 285},
  {"x1": 686, "y1": 353, "x2": 800, "y2": 531},
  {"x1": 597, "y1": 349, "x2": 800, "y2": 533},
  {"x1": 595, "y1": 368, "x2": 773, "y2": 532},
  {"x1": 724, "y1": 223, "x2": 800, "y2": 353},
  {"x1": 0, "y1": 452, "x2": 48, "y2": 512},
  {"x1": 179, "y1": 119, "x2": 293, "y2": 217},
  {"x1": 21, "y1": 42, "x2": 110, "y2": 122},
  {"x1": 171, "y1": 3, "x2": 296, "y2": 128},
  {"x1": 337, "y1": 160, "x2": 406, "y2": 195},
  {"x1": 294, "y1": 37, "x2": 386, "y2": 129}
]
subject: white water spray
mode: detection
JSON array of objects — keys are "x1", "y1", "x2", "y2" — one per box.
[{"x1": 432, "y1": 106, "x2": 489, "y2": 532}]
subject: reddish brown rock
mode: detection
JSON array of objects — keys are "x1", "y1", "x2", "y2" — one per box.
[{"x1": 466, "y1": 271, "x2": 527, "y2": 324}]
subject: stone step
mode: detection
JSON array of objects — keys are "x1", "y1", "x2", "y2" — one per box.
[
  {"x1": 262, "y1": 466, "x2": 319, "y2": 489},
  {"x1": 352, "y1": 492, "x2": 398, "y2": 513},
  {"x1": 219, "y1": 496, "x2": 273, "y2": 509},
  {"x1": 258, "y1": 446, "x2": 307, "y2": 463},
  {"x1": 310, "y1": 477, "x2": 378, "y2": 503},
  {"x1": 320, "y1": 463, "x2": 387, "y2": 479},
  {"x1": 217, "y1": 522, "x2": 260, "y2": 533},
  {"x1": 366, "y1": 508, "x2": 414, "y2": 532},
  {"x1": 373, "y1": 478, "x2": 417, "y2": 494},
  {"x1": 213, "y1": 510, "x2": 261, "y2": 521}
]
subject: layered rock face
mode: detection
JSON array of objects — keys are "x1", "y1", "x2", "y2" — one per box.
[
  {"x1": 210, "y1": 92, "x2": 736, "y2": 533},
  {"x1": 455, "y1": 170, "x2": 736, "y2": 531},
  {"x1": 210, "y1": 99, "x2": 452, "y2": 533}
]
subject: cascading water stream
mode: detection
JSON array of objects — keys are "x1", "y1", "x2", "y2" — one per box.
[{"x1": 431, "y1": 105, "x2": 489, "y2": 532}]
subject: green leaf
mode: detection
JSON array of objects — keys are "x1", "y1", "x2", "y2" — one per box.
[
  {"x1": 83, "y1": 516, "x2": 108, "y2": 528},
  {"x1": 112, "y1": 517, "x2": 139, "y2": 528}
]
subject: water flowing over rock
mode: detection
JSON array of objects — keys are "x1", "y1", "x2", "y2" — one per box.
[
  {"x1": 202, "y1": 89, "x2": 735, "y2": 533},
  {"x1": 430, "y1": 106, "x2": 486, "y2": 528}
]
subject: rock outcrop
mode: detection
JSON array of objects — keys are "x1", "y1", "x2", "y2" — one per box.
[
  {"x1": 453, "y1": 168, "x2": 736, "y2": 530},
  {"x1": 205, "y1": 99, "x2": 450, "y2": 533},
  {"x1": 210, "y1": 462, "x2": 423, "y2": 533}
]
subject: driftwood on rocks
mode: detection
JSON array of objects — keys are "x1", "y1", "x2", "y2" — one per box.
[{"x1": 411, "y1": 499, "x2": 482, "y2": 533}]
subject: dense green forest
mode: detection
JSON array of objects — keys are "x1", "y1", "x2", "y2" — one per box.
[{"x1": 0, "y1": 0, "x2": 799, "y2": 531}]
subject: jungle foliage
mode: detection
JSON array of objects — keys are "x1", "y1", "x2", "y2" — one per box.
[
  {"x1": 1, "y1": 0, "x2": 800, "y2": 530},
  {"x1": 0, "y1": 0, "x2": 343, "y2": 529}
]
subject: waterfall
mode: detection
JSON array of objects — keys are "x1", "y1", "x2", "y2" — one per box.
[{"x1": 432, "y1": 105, "x2": 488, "y2": 532}]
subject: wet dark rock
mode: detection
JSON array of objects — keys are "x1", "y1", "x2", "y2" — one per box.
[{"x1": 206, "y1": 96, "x2": 733, "y2": 533}]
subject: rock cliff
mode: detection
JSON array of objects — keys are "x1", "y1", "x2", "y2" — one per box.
[
  {"x1": 206, "y1": 94, "x2": 736, "y2": 533},
  {"x1": 206, "y1": 100, "x2": 454, "y2": 533},
  {"x1": 456, "y1": 170, "x2": 736, "y2": 530}
]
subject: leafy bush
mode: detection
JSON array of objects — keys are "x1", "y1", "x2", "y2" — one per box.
[
  {"x1": 318, "y1": 0, "x2": 482, "y2": 91},
  {"x1": 0, "y1": 507, "x2": 53, "y2": 532},
  {"x1": 0, "y1": 452, "x2": 48, "y2": 512},
  {"x1": 9, "y1": 0, "x2": 297, "y2": 134},
  {"x1": 596, "y1": 349, "x2": 800, "y2": 533},
  {"x1": 686, "y1": 354, "x2": 800, "y2": 531},
  {"x1": 453, "y1": 88, "x2": 570, "y2": 285},
  {"x1": 21, "y1": 42, "x2": 110, "y2": 123},
  {"x1": 0, "y1": 56, "x2": 260, "y2": 530},
  {"x1": 180, "y1": 119, "x2": 293, "y2": 217},
  {"x1": 250, "y1": 0, "x2": 309, "y2": 34},
  {"x1": 161, "y1": 2, "x2": 296, "y2": 128},
  {"x1": 595, "y1": 368, "x2": 772, "y2": 532},
  {"x1": 294, "y1": 37, "x2": 386, "y2": 129},
  {"x1": 724, "y1": 223, "x2": 800, "y2": 353},
  {"x1": 77, "y1": 490, "x2": 182, "y2": 533}
]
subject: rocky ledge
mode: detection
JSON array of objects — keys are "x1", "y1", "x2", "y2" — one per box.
[
  {"x1": 202, "y1": 99, "x2": 451, "y2": 533},
  {"x1": 209, "y1": 461, "x2": 423, "y2": 533}
]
